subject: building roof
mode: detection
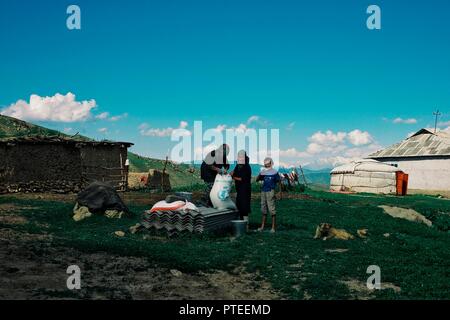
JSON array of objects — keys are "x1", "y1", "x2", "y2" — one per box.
[
  {"x1": 331, "y1": 159, "x2": 400, "y2": 174},
  {"x1": 0, "y1": 135, "x2": 133, "y2": 147},
  {"x1": 370, "y1": 128, "x2": 450, "y2": 159}
]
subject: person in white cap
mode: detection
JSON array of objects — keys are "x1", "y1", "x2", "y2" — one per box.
[{"x1": 256, "y1": 157, "x2": 281, "y2": 233}]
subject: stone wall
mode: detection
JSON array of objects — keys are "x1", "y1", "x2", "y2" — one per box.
[
  {"x1": 147, "y1": 169, "x2": 171, "y2": 192},
  {"x1": 127, "y1": 170, "x2": 171, "y2": 192},
  {"x1": 0, "y1": 143, "x2": 82, "y2": 193},
  {"x1": 0, "y1": 143, "x2": 129, "y2": 193}
]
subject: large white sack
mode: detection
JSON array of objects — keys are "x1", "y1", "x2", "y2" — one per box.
[{"x1": 210, "y1": 174, "x2": 237, "y2": 210}]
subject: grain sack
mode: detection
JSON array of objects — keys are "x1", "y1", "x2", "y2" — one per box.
[{"x1": 210, "y1": 174, "x2": 237, "y2": 210}]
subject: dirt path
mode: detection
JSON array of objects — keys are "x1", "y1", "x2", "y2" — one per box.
[
  {"x1": 0, "y1": 227, "x2": 280, "y2": 300},
  {"x1": 2, "y1": 190, "x2": 314, "y2": 206},
  {"x1": 1, "y1": 192, "x2": 203, "y2": 207}
]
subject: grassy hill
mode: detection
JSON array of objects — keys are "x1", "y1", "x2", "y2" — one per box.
[
  {"x1": 0, "y1": 114, "x2": 63, "y2": 138},
  {"x1": 127, "y1": 152, "x2": 203, "y2": 188},
  {"x1": 278, "y1": 167, "x2": 331, "y2": 188},
  {"x1": 302, "y1": 168, "x2": 331, "y2": 188}
]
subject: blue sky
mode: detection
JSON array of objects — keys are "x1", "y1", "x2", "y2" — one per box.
[{"x1": 1, "y1": 0, "x2": 449, "y2": 168}]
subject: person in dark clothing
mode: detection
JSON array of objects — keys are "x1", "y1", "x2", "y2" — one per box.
[
  {"x1": 200, "y1": 144, "x2": 230, "y2": 206},
  {"x1": 231, "y1": 150, "x2": 252, "y2": 226}
]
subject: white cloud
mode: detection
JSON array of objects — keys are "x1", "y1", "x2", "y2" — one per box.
[
  {"x1": 303, "y1": 148, "x2": 379, "y2": 170},
  {"x1": 309, "y1": 130, "x2": 347, "y2": 145},
  {"x1": 63, "y1": 128, "x2": 73, "y2": 133},
  {"x1": 1, "y1": 93, "x2": 97, "y2": 123},
  {"x1": 234, "y1": 123, "x2": 250, "y2": 133},
  {"x1": 98, "y1": 127, "x2": 108, "y2": 134},
  {"x1": 343, "y1": 144, "x2": 382, "y2": 158},
  {"x1": 305, "y1": 142, "x2": 323, "y2": 154},
  {"x1": 246, "y1": 115, "x2": 269, "y2": 127},
  {"x1": 179, "y1": 121, "x2": 188, "y2": 129},
  {"x1": 247, "y1": 115, "x2": 260, "y2": 125},
  {"x1": 279, "y1": 147, "x2": 310, "y2": 158},
  {"x1": 138, "y1": 123, "x2": 148, "y2": 130},
  {"x1": 210, "y1": 118, "x2": 268, "y2": 135},
  {"x1": 393, "y1": 117, "x2": 417, "y2": 124},
  {"x1": 278, "y1": 129, "x2": 381, "y2": 169},
  {"x1": 95, "y1": 112, "x2": 128, "y2": 122},
  {"x1": 95, "y1": 112, "x2": 110, "y2": 120},
  {"x1": 315, "y1": 143, "x2": 382, "y2": 167},
  {"x1": 194, "y1": 144, "x2": 217, "y2": 159},
  {"x1": 306, "y1": 142, "x2": 347, "y2": 155},
  {"x1": 313, "y1": 156, "x2": 356, "y2": 168},
  {"x1": 347, "y1": 129, "x2": 373, "y2": 146},
  {"x1": 215, "y1": 123, "x2": 253, "y2": 134},
  {"x1": 305, "y1": 130, "x2": 347, "y2": 155},
  {"x1": 286, "y1": 122, "x2": 295, "y2": 131},
  {"x1": 438, "y1": 120, "x2": 450, "y2": 127},
  {"x1": 139, "y1": 121, "x2": 191, "y2": 137},
  {"x1": 214, "y1": 124, "x2": 227, "y2": 132},
  {"x1": 109, "y1": 113, "x2": 128, "y2": 122}
]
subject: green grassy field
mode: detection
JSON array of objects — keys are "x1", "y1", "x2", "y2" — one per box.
[{"x1": 1, "y1": 189, "x2": 449, "y2": 300}]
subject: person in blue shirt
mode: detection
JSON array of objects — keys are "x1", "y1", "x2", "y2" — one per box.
[{"x1": 256, "y1": 157, "x2": 281, "y2": 233}]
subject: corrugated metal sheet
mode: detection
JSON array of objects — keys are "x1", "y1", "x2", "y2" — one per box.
[
  {"x1": 370, "y1": 129, "x2": 450, "y2": 158},
  {"x1": 141, "y1": 206, "x2": 239, "y2": 235}
]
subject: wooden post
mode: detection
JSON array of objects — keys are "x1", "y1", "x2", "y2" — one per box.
[
  {"x1": 299, "y1": 165, "x2": 308, "y2": 186},
  {"x1": 119, "y1": 152, "x2": 124, "y2": 191},
  {"x1": 161, "y1": 155, "x2": 169, "y2": 192},
  {"x1": 124, "y1": 158, "x2": 129, "y2": 192},
  {"x1": 278, "y1": 180, "x2": 283, "y2": 200}
]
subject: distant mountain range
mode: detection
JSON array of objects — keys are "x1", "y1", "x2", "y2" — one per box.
[
  {"x1": 189, "y1": 161, "x2": 331, "y2": 187},
  {"x1": 299, "y1": 168, "x2": 331, "y2": 187}
]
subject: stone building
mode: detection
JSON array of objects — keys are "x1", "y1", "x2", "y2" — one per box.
[{"x1": 0, "y1": 135, "x2": 133, "y2": 193}]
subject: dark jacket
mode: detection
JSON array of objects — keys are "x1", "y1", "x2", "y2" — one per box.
[
  {"x1": 200, "y1": 149, "x2": 230, "y2": 183},
  {"x1": 233, "y1": 155, "x2": 252, "y2": 216}
]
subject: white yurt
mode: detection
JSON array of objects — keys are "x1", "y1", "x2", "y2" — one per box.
[{"x1": 330, "y1": 159, "x2": 405, "y2": 194}]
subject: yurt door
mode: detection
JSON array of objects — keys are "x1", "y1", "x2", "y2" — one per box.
[{"x1": 396, "y1": 172, "x2": 409, "y2": 196}]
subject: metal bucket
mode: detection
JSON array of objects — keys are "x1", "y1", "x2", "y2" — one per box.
[
  {"x1": 175, "y1": 192, "x2": 193, "y2": 202},
  {"x1": 231, "y1": 220, "x2": 247, "y2": 237}
]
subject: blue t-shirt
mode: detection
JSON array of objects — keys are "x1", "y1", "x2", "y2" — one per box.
[{"x1": 258, "y1": 169, "x2": 281, "y2": 192}]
